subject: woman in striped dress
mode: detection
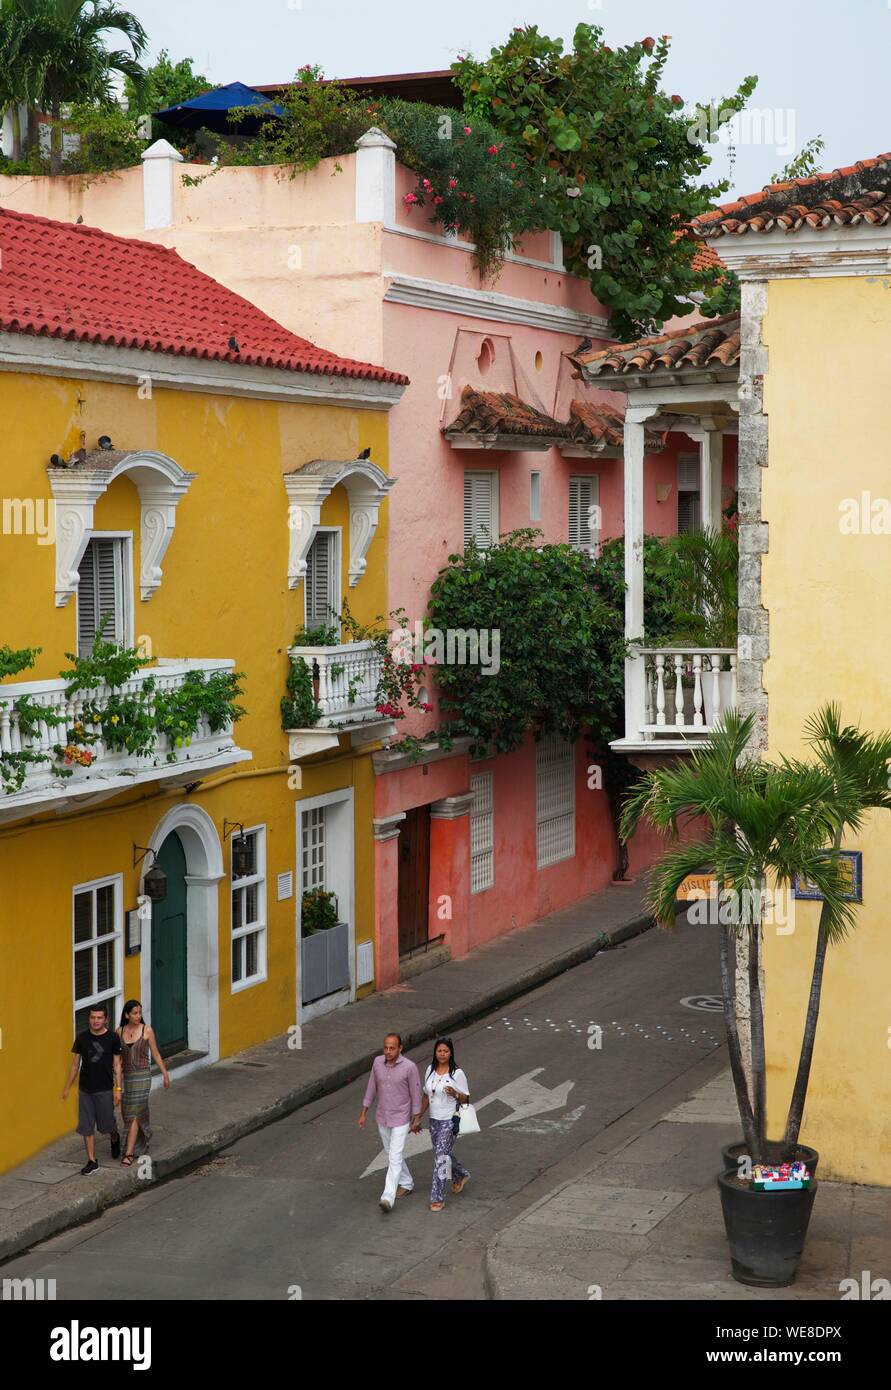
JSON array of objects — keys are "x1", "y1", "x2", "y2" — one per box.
[{"x1": 117, "y1": 1000, "x2": 169, "y2": 1165}]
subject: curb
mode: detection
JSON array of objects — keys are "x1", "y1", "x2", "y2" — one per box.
[{"x1": 0, "y1": 906, "x2": 657, "y2": 1264}]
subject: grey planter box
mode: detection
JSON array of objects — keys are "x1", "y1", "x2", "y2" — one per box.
[{"x1": 301, "y1": 921, "x2": 350, "y2": 1005}]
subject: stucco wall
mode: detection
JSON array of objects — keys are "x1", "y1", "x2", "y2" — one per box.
[{"x1": 760, "y1": 273, "x2": 891, "y2": 1185}]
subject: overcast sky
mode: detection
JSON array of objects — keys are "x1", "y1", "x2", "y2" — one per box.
[{"x1": 126, "y1": 0, "x2": 885, "y2": 197}]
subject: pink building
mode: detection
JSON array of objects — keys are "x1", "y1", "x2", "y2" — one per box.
[{"x1": 0, "y1": 118, "x2": 737, "y2": 994}]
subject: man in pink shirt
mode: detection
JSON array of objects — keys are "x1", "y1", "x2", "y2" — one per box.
[{"x1": 359, "y1": 1032, "x2": 422, "y2": 1212}]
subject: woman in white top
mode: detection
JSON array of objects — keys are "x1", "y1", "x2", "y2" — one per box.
[{"x1": 418, "y1": 1036, "x2": 471, "y2": 1211}]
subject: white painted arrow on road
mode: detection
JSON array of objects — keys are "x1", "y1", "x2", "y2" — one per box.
[{"x1": 360, "y1": 1068, "x2": 582, "y2": 1176}]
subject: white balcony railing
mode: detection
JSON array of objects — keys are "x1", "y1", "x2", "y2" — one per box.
[
  {"x1": 638, "y1": 647, "x2": 738, "y2": 739},
  {"x1": 0, "y1": 658, "x2": 248, "y2": 818},
  {"x1": 287, "y1": 641, "x2": 385, "y2": 728}
]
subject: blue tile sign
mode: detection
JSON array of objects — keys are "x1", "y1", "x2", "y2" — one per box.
[{"x1": 793, "y1": 851, "x2": 862, "y2": 903}]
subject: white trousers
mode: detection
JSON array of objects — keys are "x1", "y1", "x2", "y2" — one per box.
[{"x1": 377, "y1": 1122, "x2": 413, "y2": 1204}]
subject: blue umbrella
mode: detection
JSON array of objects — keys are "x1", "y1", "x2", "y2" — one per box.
[{"x1": 153, "y1": 82, "x2": 285, "y2": 134}]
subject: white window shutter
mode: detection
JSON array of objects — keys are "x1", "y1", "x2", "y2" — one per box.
[
  {"x1": 677, "y1": 453, "x2": 700, "y2": 491},
  {"x1": 77, "y1": 542, "x2": 98, "y2": 656},
  {"x1": 569, "y1": 476, "x2": 599, "y2": 553},
  {"x1": 305, "y1": 532, "x2": 339, "y2": 628},
  {"x1": 464, "y1": 472, "x2": 497, "y2": 550},
  {"x1": 77, "y1": 538, "x2": 124, "y2": 656}
]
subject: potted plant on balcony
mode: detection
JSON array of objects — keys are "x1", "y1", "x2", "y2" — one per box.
[
  {"x1": 621, "y1": 707, "x2": 890, "y2": 1287},
  {"x1": 301, "y1": 887, "x2": 339, "y2": 935},
  {"x1": 658, "y1": 525, "x2": 738, "y2": 727}
]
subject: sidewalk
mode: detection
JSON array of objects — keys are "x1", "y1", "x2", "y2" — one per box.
[
  {"x1": 0, "y1": 879, "x2": 655, "y2": 1263},
  {"x1": 486, "y1": 1064, "x2": 891, "y2": 1300}
]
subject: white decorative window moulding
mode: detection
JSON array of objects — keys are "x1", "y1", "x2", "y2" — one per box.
[
  {"x1": 283, "y1": 457, "x2": 395, "y2": 590},
  {"x1": 47, "y1": 450, "x2": 196, "y2": 607}
]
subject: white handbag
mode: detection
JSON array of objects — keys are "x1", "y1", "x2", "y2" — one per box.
[{"x1": 455, "y1": 1101, "x2": 480, "y2": 1136}]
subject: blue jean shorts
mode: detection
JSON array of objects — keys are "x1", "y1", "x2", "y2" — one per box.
[{"x1": 77, "y1": 1089, "x2": 117, "y2": 1136}]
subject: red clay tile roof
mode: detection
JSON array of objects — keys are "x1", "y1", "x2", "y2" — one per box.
[
  {"x1": 690, "y1": 239, "x2": 724, "y2": 270},
  {"x1": 690, "y1": 152, "x2": 891, "y2": 239},
  {"x1": 571, "y1": 314, "x2": 740, "y2": 380},
  {"x1": 566, "y1": 399, "x2": 666, "y2": 453},
  {"x1": 444, "y1": 386, "x2": 569, "y2": 440},
  {"x1": 0, "y1": 207, "x2": 408, "y2": 385}
]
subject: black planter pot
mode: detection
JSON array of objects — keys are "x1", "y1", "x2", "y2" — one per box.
[
  {"x1": 718, "y1": 1171, "x2": 818, "y2": 1287},
  {"x1": 722, "y1": 1139, "x2": 819, "y2": 1177}
]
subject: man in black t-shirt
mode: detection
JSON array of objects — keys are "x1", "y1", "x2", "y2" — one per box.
[{"x1": 62, "y1": 1004, "x2": 123, "y2": 1175}]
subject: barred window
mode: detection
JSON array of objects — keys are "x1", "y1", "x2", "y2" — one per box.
[
  {"x1": 470, "y1": 771, "x2": 494, "y2": 893},
  {"x1": 536, "y1": 735, "x2": 576, "y2": 868}
]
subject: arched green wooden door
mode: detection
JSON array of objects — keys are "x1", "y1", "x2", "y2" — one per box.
[{"x1": 151, "y1": 832, "x2": 188, "y2": 1058}]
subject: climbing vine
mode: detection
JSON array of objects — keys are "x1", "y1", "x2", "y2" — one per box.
[{"x1": 0, "y1": 627, "x2": 245, "y2": 794}]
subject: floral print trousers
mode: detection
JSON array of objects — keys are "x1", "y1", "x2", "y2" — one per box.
[{"x1": 429, "y1": 1117, "x2": 470, "y2": 1205}]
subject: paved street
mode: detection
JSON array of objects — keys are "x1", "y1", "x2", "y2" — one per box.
[{"x1": 2, "y1": 918, "x2": 725, "y2": 1300}]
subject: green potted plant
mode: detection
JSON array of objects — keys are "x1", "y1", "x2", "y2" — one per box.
[
  {"x1": 656, "y1": 525, "x2": 738, "y2": 726},
  {"x1": 301, "y1": 888, "x2": 339, "y2": 936},
  {"x1": 621, "y1": 707, "x2": 891, "y2": 1287}
]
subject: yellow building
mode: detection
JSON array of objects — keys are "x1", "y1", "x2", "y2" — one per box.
[
  {"x1": 0, "y1": 208, "x2": 406, "y2": 1173},
  {"x1": 578, "y1": 154, "x2": 891, "y2": 1187},
  {"x1": 691, "y1": 154, "x2": 891, "y2": 1186}
]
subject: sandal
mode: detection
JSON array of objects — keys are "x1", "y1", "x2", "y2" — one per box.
[
  {"x1": 429, "y1": 1202, "x2": 444, "y2": 1211},
  {"x1": 121, "y1": 1154, "x2": 135, "y2": 1166}
]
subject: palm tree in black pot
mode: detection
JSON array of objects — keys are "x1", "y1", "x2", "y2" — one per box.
[{"x1": 621, "y1": 708, "x2": 886, "y2": 1286}]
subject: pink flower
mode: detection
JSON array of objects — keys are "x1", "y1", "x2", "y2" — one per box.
[
  {"x1": 403, "y1": 192, "x2": 418, "y2": 205},
  {"x1": 422, "y1": 178, "x2": 433, "y2": 189},
  {"x1": 448, "y1": 177, "x2": 457, "y2": 189},
  {"x1": 463, "y1": 125, "x2": 472, "y2": 134},
  {"x1": 433, "y1": 195, "x2": 443, "y2": 205},
  {"x1": 510, "y1": 162, "x2": 516, "y2": 169},
  {"x1": 487, "y1": 144, "x2": 499, "y2": 154},
  {"x1": 421, "y1": 703, "x2": 433, "y2": 713}
]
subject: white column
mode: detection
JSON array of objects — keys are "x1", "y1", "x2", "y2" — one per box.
[
  {"x1": 142, "y1": 138, "x2": 184, "y2": 231},
  {"x1": 689, "y1": 424, "x2": 724, "y2": 533},
  {"x1": 623, "y1": 406, "x2": 657, "y2": 740},
  {"x1": 355, "y1": 127, "x2": 397, "y2": 225}
]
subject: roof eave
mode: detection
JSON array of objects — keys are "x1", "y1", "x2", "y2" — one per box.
[
  {"x1": 0, "y1": 330, "x2": 407, "y2": 410},
  {"x1": 579, "y1": 366, "x2": 740, "y2": 393},
  {"x1": 443, "y1": 431, "x2": 565, "y2": 452}
]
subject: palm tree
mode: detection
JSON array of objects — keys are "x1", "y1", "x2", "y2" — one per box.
[
  {"x1": 0, "y1": 0, "x2": 46, "y2": 159},
  {"x1": 782, "y1": 705, "x2": 891, "y2": 1148},
  {"x1": 661, "y1": 524, "x2": 738, "y2": 649},
  {"x1": 621, "y1": 710, "x2": 857, "y2": 1165},
  {"x1": 10, "y1": 0, "x2": 147, "y2": 173}
]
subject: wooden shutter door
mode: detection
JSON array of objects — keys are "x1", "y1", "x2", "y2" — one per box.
[
  {"x1": 397, "y1": 805, "x2": 431, "y2": 955},
  {"x1": 77, "y1": 538, "x2": 124, "y2": 656},
  {"x1": 677, "y1": 453, "x2": 701, "y2": 534},
  {"x1": 305, "y1": 532, "x2": 335, "y2": 627}
]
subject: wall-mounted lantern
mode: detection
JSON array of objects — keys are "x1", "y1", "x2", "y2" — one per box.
[
  {"x1": 224, "y1": 819, "x2": 251, "y2": 878},
  {"x1": 132, "y1": 844, "x2": 167, "y2": 903}
]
